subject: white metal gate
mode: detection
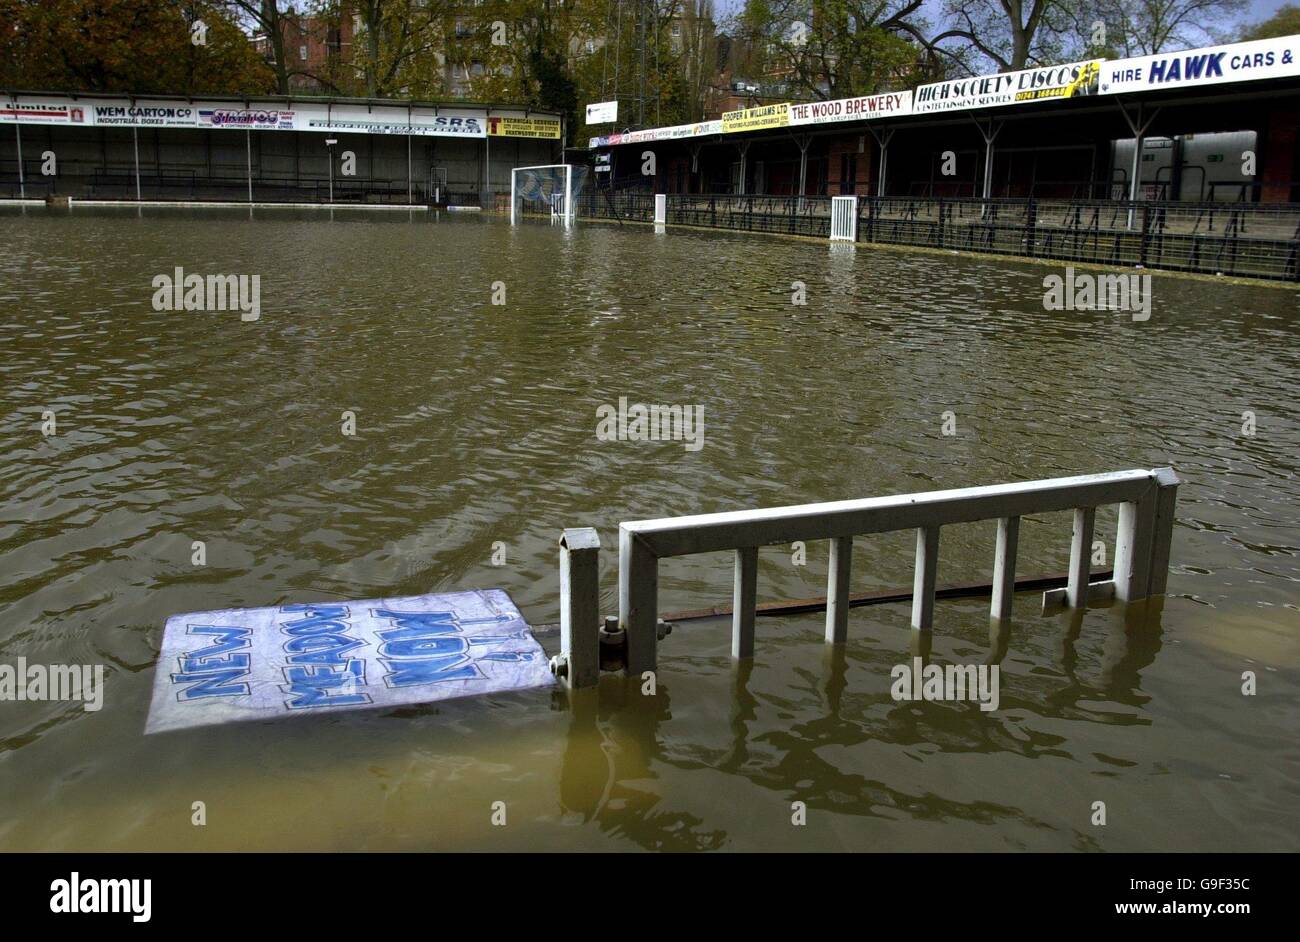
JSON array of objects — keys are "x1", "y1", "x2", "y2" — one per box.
[{"x1": 830, "y1": 195, "x2": 858, "y2": 241}]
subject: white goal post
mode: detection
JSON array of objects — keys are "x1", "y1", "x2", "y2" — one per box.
[{"x1": 510, "y1": 164, "x2": 577, "y2": 224}]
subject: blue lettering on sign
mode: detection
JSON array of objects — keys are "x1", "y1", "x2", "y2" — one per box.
[
  {"x1": 1148, "y1": 51, "x2": 1225, "y2": 84},
  {"x1": 278, "y1": 604, "x2": 371, "y2": 710},
  {"x1": 171, "y1": 624, "x2": 252, "y2": 701},
  {"x1": 375, "y1": 609, "x2": 484, "y2": 687}
]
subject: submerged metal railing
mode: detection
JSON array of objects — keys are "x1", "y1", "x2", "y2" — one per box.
[
  {"x1": 552, "y1": 468, "x2": 1179, "y2": 686},
  {"x1": 573, "y1": 191, "x2": 1300, "y2": 282}
]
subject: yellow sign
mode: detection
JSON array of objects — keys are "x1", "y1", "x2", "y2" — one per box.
[
  {"x1": 487, "y1": 115, "x2": 561, "y2": 139},
  {"x1": 722, "y1": 103, "x2": 790, "y2": 133}
]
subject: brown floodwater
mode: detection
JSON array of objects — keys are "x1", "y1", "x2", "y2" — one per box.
[{"x1": 0, "y1": 204, "x2": 1297, "y2": 851}]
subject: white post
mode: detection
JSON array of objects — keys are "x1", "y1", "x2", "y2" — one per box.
[
  {"x1": 654, "y1": 193, "x2": 666, "y2": 225},
  {"x1": 911, "y1": 526, "x2": 940, "y2": 630},
  {"x1": 14, "y1": 123, "x2": 24, "y2": 199},
  {"x1": 1147, "y1": 467, "x2": 1181, "y2": 597},
  {"x1": 565, "y1": 163, "x2": 573, "y2": 223},
  {"x1": 991, "y1": 516, "x2": 1019, "y2": 621},
  {"x1": 510, "y1": 169, "x2": 517, "y2": 224},
  {"x1": 1114, "y1": 487, "x2": 1156, "y2": 602},
  {"x1": 1128, "y1": 103, "x2": 1145, "y2": 214},
  {"x1": 732, "y1": 547, "x2": 758, "y2": 659},
  {"x1": 246, "y1": 129, "x2": 253, "y2": 203},
  {"x1": 877, "y1": 128, "x2": 893, "y2": 197},
  {"x1": 983, "y1": 135, "x2": 995, "y2": 199},
  {"x1": 1066, "y1": 506, "x2": 1096, "y2": 607},
  {"x1": 619, "y1": 527, "x2": 659, "y2": 674},
  {"x1": 133, "y1": 125, "x2": 141, "y2": 201},
  {"x1": 825, "y1": 535, "x2": 851, "y2": 643},
  {"x1": 407, "y1": 133, "x2": 413, "y2": 205},
  {"x1": 559, "y1": 528, "x2": 601, "y2": 688}
]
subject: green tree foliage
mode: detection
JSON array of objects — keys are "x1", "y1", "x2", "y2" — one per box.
[
  {"x1": 0, "y1": 0, "x2": 274, "y2": 95},
  {"x1": 734, "y1": 0, "x2": 932, "y2": 97},
  {"x1": 1240, "y1": 3, "x2": 1300, "y2": 41}
]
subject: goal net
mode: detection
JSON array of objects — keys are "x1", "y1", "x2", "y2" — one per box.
[{"x1": 510, "y1": 164, "x2": 587, "y2": 223}]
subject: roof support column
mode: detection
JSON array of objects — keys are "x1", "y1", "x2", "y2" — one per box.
[
  {"x1": 1116, "y1": 100, "x2": 1161, "y2": 228},
  {"x1": 866, "y1": 125, "x2": 895, "y2": 198},
  {"x1": 686, "y1": 141, "x2": 703, "y2": 193},
  {"x1": 735, "y1": 139, "x2": 750, "y2": 196},
  {"x1": 132, "y1": 124, "x2": 141, "y2": 201},
  {"x1": 14, "y1": 123, "x2": 24, "y2": 199},
  {"x1": 970, "y1": 115, "x2": 1003, "y2": 201},
  {"x1": 789, "y1": 132, "x2": 813, "y2": 208}
]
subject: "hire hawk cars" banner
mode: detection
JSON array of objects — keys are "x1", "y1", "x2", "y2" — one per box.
[{"x1": 1099, "y1": 36, "x2": 1300, "y2": 94}]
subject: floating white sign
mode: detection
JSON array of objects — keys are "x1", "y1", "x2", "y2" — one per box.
[{"x1": 146, "y1": 589, "x2": 551, "y2": 733}]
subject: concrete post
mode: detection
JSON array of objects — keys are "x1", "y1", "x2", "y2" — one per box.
[
  {"x1": 912, "y1": 526, "x2": 940, "y2": 630},
  {"x1": 1147, "y1": 467, "x2": 1181, "y2": 597},
  {"x1": 991, "y1": 516, "x2": 1019, "y2": 621},
  {"x1": 1114, "y1": 487, "x2": 1156, "y2": 602},
  {"x1": 826, "y1": 535, "x2": 852, "y2": 643},
  {"x1": 1066, "y1": 506, "x2": 1096, "y2": 607},
  {"x1": 619, "y1": 527, "x2": 659, "y2": 674},
  {"x1": 558, "y1": 528, "x2": 601, "y2": 688},
  {"x1": 732, "y1": 546, "x2": 758, "y2": 658}
]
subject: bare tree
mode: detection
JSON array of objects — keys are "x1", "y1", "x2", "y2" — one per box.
[
  {"x1": 680, "y1": 0, "x2": 719, "y2": 120},
  {"x1": 220, "y1": 0, "x2": 298, "y2": 94},
  {"x1": 1092, "y1": 0, "x2": 1249, "y2": 55},
  {"x1": 930, "y1": 0, "x2": 1064, "y2": 73}
]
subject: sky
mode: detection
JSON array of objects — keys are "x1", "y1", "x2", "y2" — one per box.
[{"x1": 710, "y1": 0, "x2": 1292, "y2": 31}]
